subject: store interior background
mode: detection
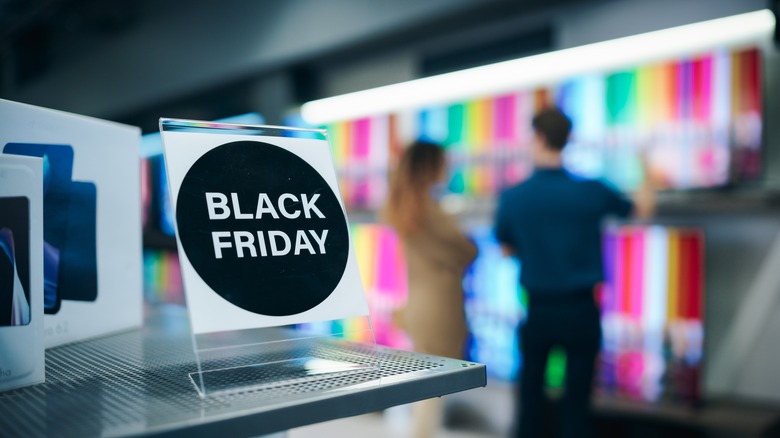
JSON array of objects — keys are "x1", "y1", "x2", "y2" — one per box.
[{"x1": 3, "y1": 0, "x2": 780, "y2": 436}]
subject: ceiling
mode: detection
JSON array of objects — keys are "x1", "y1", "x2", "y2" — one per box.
[{"x1": 0, "y1": 0, "x2": 597, "y2": 130}]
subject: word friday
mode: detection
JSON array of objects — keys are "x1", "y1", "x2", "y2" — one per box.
[{"x1": 205, "y1": 192, "x2": 331, "y2": 259}]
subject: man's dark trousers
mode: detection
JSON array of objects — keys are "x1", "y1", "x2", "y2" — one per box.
[{"x1": 515, "y1": 290, "x2": 602, "y2": 438}]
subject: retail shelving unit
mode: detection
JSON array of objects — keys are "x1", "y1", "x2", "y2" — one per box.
[{"x1": 0, "y1": 305, "x2": 486, "y2": 437}]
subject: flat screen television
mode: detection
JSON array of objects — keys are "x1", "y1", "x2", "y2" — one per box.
[{"x1": 600, "y1": 225, "x2": 704, "y2": 403}]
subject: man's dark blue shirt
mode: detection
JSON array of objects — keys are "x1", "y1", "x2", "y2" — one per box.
[{"x1": 494, "y1": 168, "x2": 633, "y2": 295}]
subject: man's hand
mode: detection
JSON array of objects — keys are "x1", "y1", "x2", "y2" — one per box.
[{"x1": 633, "y1": 152, "x2": 658, "y2": 220}]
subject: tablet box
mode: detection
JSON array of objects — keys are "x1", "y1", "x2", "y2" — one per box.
[
  {"x1": 0, "y1": 155, "x2": 44, "y2": 391},
  {"x1": 0, "y1": 99, "x2": 142, "y2": 348}
]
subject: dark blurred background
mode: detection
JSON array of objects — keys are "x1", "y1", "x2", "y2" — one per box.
[{"x1": 3, "y1": 1, "x2": 780, "y2": 437}]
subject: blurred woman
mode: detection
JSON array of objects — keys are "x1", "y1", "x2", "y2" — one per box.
[{"x1": 382, "y1": 140, "x2": 477, "y2": 438}]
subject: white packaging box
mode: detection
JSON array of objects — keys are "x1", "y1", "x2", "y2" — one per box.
[
  {"x1": 0, "y1": 154, "x2": 44, "y2": 391},
  {"x1": 0, "y1": 99, "x2": 142, "y2": 348}
]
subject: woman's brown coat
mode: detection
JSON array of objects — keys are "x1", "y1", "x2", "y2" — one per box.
[{"x1": 395, "y1": 201, "x2": 478, "y2": 359}]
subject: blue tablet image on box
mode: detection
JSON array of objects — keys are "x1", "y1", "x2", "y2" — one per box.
[
  {"x1": 2, "y1": 143, "x2": 98, "y2": 313},
  {"x1": 0, "y1": 231, "x2": 13, "y2": 324},
  {"x1": 0, "y1": 197, "x2": 31, "y2": 326}
]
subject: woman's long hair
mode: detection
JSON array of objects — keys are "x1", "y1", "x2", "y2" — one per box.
[{"x1": 382, "y1": 141, "x2": 446, "y2": 237}]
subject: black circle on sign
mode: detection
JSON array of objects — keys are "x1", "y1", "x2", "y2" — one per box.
[{"x1": 176, "y1": 140, "x2": 349, "y2": 317}]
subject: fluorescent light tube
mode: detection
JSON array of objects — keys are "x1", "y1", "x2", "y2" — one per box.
[{"x1": 302, "y1": 9, "x2": 775, "y2": 124}]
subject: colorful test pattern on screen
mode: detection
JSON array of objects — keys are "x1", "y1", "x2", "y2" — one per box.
[
  {"x1": 324, "y1": 118, "x2": 391, "y2": 211},
  {"x1": 349, "y1": 224, "x2": 409, "y2": 348},
  {"x1": 600, "y1": 226, "x2": 704, "y2": 403},
  {"x1": 143, "y1": 250, "x2": 184, "y2": 305},
  {"x1": 462, "y1": 226, "x2": 526, "y2": 381}
]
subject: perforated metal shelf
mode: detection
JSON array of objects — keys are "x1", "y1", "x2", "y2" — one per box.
[{"x1": 0, "y1": 305, "x2": 486, "y2": 437}]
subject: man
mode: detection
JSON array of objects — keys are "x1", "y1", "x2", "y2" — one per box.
[{"x1": 494, "y1": 108, "x2": 655, "y2": 438}]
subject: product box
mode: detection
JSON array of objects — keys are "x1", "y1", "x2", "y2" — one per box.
[
  {"x1": 0, "y1": 154, "x2": 44, "y2": 391},
  {"x1": 0, "y1": 99, "x2": 142, "y2": 347}
]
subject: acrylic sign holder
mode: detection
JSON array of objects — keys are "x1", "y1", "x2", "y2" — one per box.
[
  {"x1": 159, "y1": 119, "x2": 379, "y2": 398},
  {"x1": 184, "y1": 316, "x2": 379, "y2": 398}
]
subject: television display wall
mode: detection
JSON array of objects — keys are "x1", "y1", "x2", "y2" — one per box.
[{"x1": 320, "y1": 46, "x2": 763, "y2": 211}]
